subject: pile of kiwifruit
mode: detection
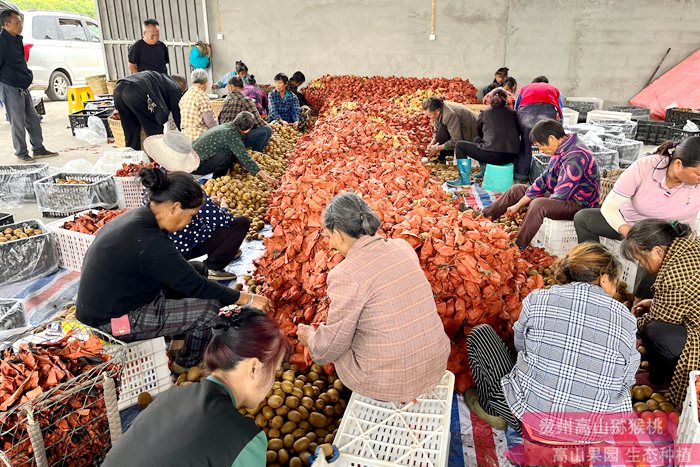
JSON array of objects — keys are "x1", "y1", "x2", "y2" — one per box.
[
  {"x1": 243, "y1": 363, "x2": 347, "y2": 467},
  {"x1": 264, "y1": 123, "x2": 300, "y2": 158},
  {"x1": 250, "y1": 149, "x2": 286, "y2": 178},
  {"x1": 427, "y1": 161, "x2": 459, "y2": 183},
  {"x1": 0, "y1": 226, "x2": 43, "y2": 243}
]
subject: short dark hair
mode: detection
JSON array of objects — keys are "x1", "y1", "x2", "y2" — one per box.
[
  {"x1": 143, "y1": 18, "x2": 159, "y2": 27},
  {"x1": 235, "y1": 61, "x2": 248, "y2": 73},
  {"x1": 228, "y1": 76, "x2": 244, "y2": 88},
  {"x1": 170, "y1": 75, "x2": 187, "y2": 92},
  {"x1": 504, "y1": 77, "x2": 517, "y2": 88},
  {"x1": 274, "y1": 73, "x2": 289, "y2": 85},
  {"x1": 290, "y1": 71, "x2": 306, "y2": 84},
  {"x1": 495, "y1": 67, "x2": 509, "y2": 77},
  {"x1": 139, "y1": 168, "x2": 204, "y2": 210},
  {"x1": 422, "y1": 96, "x2": 445, "y2": 112},
  {"x1": 205, "y1": 307, "x2": 291, "y2": 372},
  {"x1": 532, "y1": 75, "x2": 549, "y2": 83},
  {"x1": 529, "y1": 118, "x2": 565, "y2": 145},
  {"x1": 1, "y1": 9, "x2": 20, "y2": 26}
]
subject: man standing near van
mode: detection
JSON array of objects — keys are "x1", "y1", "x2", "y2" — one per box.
[
  {"x1": 0, "y1": 9, "x2": 57, "y2": 162},
  {"x1": 128, "y1": 19, "x2": 169, "y2": 74}
]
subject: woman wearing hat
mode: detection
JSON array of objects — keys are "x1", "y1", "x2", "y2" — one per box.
[
  {"x1": 143, "y1": 131, "x2": 253, "y2": 281},
  {"x1": 76, "y1": 151, "x2": 272, "y2": 372}
]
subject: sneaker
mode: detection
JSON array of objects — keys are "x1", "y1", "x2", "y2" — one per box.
[
  {"x1": 208, "y1": 269, "x2": 238, "y2": 281},
  {"x1": 464, "y1": 388, "x2": 507, "y2": 430},
  {"x1": 16, "y1": 154, "x2": 34, "y2": 162},
  {"x1": 32, "y1": 148, "x2": 58, "y2": 158}
]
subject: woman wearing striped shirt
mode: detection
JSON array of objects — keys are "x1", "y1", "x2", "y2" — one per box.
[{"x1": 466, "y1": 243, "x2": 639, "y2": 439}]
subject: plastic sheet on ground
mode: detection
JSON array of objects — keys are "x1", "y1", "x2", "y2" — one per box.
[{"x1": 0, "y1": 164, "x2": 50, "y2": 208}]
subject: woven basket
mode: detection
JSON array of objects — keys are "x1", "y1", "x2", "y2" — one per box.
[
  {"x1": 108, "y1": 117, "x2": 146, "y2": 148},
  {"x1": 211, "y1": 98, "x2": 225, "y2": 118},
  {"x1": 599, "y1": 168, "x2": 626, "y2": 202},
  {"x1": 86, "y1": 75, "x2": 108, "y2": 95},
  {"x1": 466, "y1": 104, "x2": 489, "y2": 115},
  {"x1": 106, "y1": 80, "x2": 117, "y2": 95}
]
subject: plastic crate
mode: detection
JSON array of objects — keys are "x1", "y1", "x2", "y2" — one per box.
[
  {"x1": 665, "y1": 108, "x2": 700, "y2": 125},
  {"x1": 334, "y1": 370, "x2": 454, "y2": 467},
  {"x1": 634, "y1": 119, "x2": 671, "y2": 145},
  {"x1": 564, "y1": 97, "x2": 604, "y2": 121},
  {"x1": 608, "y1": 105, "x2": 650, "y2": 120},
  {"x1": 0, "y1": 219, "x2": 59, "y2": 285},
  {"x1": 68, "y1": 108, "x2": 113, "y2": 137},
  {"x1": 0, "y1": 164, "x2": 50, "y2": 205},
  {"x1": 46, "y1": 211, "x2": 96, "y2": 271},
  {"x1": 561, "y1": 108, "x2": 579, "y2": 126},
  {"x1": 668, "y1": 124, "x2": 700, "y2": 143},
  {"x1": 599, "y1": 237, "x2": 638, "y2": 289},
  {"x1": 0, "y1": 299, "x2": 26, "y2": 331},
  {"x1": 599, "y1": 134, "x2": 644, "y2": 165},
  {"x1": 677, "y1": 370, "x2": 700, "y2": 446},
  {"x1": 586, "y1": 120, "x2": 638, "y2": 139},
  {"x1": 529, "y1": 153, "x2": 551, "y2": 184},
  {"x1": 117, "y1": 337, "x2": 172, "y2": 411},
  {"x1": 0, "y1": 213, "x2": 13, "y2": 226},
  {"x1": 591, "y1": 146, "x2": 619, "y2": 171},
  {"x1": 33, "y1": 172, "x2": 119, "y2": 217},
  {"x1": 531, "y1": 218, "x2": 578, "y2": 256},
  {"x1": 115, "y1": 176, "x2": 145, "y2": 209}
]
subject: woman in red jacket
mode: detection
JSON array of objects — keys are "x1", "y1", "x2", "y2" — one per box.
[{"x1": 514, "y1": 76, "x2": 564, "y2": 181}]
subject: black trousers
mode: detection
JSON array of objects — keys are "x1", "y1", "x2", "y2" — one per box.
[
  {"x1": 515, "y1": 103, "x2": 559, "y2": 179},
  {"x1": 640, "y1": 320, "x2": 687, "y2": 386},
  {"x1": 192, "y1": 153, "x2": 233, "y2": 179},
  {"x1": 455, "y1": 140, "x2": 518, "y2": 166},
  {"x1": 183, "y1": 218, "x2": 251, "y2": 270},
  {"x1": 114, "y1": 81, "x2": 165, "y2": 150}
]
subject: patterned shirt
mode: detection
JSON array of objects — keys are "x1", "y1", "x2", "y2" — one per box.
[
  {"x1": 502, "y1": 283, "x2": 639, "y2": 424},
  {"x1": 243, "y1": 85, "x2": 267, "y2": 117},
  {"x1": 526, "y1": 133, "x2": 600, "y2": 208},
  {"x1": 179, "y1": 86, "x2": 216, "y2": 141},
  {"x1": 267, "y1": 89, "x2": 300, "y2": 123},
  {"x1": 639, "y1": 236, "x2": 700, "y2": 405},
  {"x1": 307, "y1": 235, "x2": 450, "y2": 402},
  {"x1": 169, "y1": 198, "x2": 233, "y2": 254},
  {"x1": 192, "y1": 124, "x2": 260, "y2": 175},
  {"x1": 218, "y1": 90, "x2": 265, "y2": 128}
]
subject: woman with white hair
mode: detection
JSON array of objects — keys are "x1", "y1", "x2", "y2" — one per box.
[
  {"x1": 179, "y1": 68, "x2": 217, "y2": 141},
  {"x1": 297, "y1": 192, "x2": 450, "y2": 402}
]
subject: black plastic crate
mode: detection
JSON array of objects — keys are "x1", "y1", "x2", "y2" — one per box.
[
  {"x1": 635, "y1": 120, "x2": 671, "y2": 145},
  {"x1": 665, "y1": 108, "x2": 700, "y2": 125},
  {"x1": 68, "y1": 108, "x2": 113, "y2": 137},
  {"x1": 608, "y1": 105, "x2": 650, "y2": 120},
  {"x1": 668, "y1": 124, "x2": 700, "y2": 143},
  {"x1": 0, "y1": 213, "x2": 13, "y2": 226},
  {"x1": 529, "y1": 154, "x2": 551, "y2": 183}
]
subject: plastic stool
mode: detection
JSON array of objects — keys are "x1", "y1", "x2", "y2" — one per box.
[
  {"x1": 67, "y1": 86, "x2": 94, "y2": 113},
  {"x1": 482, "y1": 163, "x2": 514, "y2": 192}
]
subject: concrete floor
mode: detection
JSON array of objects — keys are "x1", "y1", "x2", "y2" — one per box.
[{"x1": 1, "y1": 94, "x2": 115, "y2": 222}]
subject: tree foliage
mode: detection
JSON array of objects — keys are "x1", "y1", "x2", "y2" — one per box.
[{"x1": 13, "y1": 0, "x2": 96, "y2": 18}]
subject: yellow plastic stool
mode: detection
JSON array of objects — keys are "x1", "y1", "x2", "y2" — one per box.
[{"x1": 67, "y1": 86, "x2": 94, "y2": 113}]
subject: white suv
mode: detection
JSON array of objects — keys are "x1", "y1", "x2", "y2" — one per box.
[{"x1": 20, "y1": 10, "x2": 107, "y2": 101}]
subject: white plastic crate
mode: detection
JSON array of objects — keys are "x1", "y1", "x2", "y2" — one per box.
[
  {"x1": 47, "y1": 211, "x2": 97, "y2": 271},
  {"x1": 115, "y1": 176, "x2": 145, "y2": 209},
  {"x1": 530, "y1": 218, "x2": 578, "y2": 256},
  {"x1": 334, "y1": 370, "x2": 454, "y2": 467},
  {"x1": 677, "y1": 370, "x2": 700, "y2": 446},
  {"x1": 600, "y1": 237, "x2": 638, "y2": 289},
  {"x1": 117, "y1": 337, "x2": 172, "y2": 411},
  {"x1": 562, "y1": 107, "x2": 579, "y2": 126},
  {"x1": 586, "y1": 109, "x2": 633, "y2": 123}
]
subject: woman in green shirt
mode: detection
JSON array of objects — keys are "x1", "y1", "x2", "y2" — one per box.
[{"x1": 103, "y1": 307, "x2": 291, "y2": 467}]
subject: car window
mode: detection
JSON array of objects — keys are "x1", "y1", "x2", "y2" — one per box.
[
  {"x1": 85, "y1": 21, "x2": 101, "y2": 43},
  {"x1": 31, "y1": 16, "x2": 59, "y2": 40},
  {"x1": 58, "y1": 18, "x2": 87, "y2": 41}
]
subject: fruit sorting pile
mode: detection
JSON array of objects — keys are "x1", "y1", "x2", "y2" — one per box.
[
  {"x1": 0, "y1": 226, "x2": 43, "y2": 243},
  {"x1": 115, "y1": 162, "x2": 158, "y2": 177},
  {"x1": 61, "y1": 209, "x2": 126, "y2": 235},
  {"x1": 254, "y1": 76, "x2": 560, "y2": 393}
]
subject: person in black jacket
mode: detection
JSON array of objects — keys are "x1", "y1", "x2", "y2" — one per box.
[
  {"x1": 113, "y1": 70, "x2": 186, "y2": 150},
  {"x1": 103, "y1": 308, "x2": 291, "y2": 467},
  {"x1": 76, "y1": 168, "x2": 271, "y2": 371},
  {"x1": 452, "y1": 89, "x2": 521, "y2": 185}
]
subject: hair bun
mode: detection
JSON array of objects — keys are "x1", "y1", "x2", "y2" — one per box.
[{"x1": 139, "y1": 167, "x2": 169, "y2": 192}]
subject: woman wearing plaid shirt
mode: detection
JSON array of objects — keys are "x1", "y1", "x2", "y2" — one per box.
[
  {"x1": 623, "y1": 219, "x2": 700, "y2": 406},
  {"x1": 466, "y1": 243, "x2": 639, "y2": 437}
]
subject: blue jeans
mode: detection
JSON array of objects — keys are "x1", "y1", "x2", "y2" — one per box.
[{"x1": 243, "y1": 125, "x2": 273, "y2": 152}]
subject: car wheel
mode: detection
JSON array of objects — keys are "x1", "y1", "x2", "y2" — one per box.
[{"x1": 46, "y1": 71, "x2": 70, "y2": 101}]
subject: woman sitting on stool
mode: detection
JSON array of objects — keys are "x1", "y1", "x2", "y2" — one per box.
[
  {"x1": 451, "y1": 89, "x2": 520, "y2": 186},
  {"x1": 466, "y1": 243, "x2": 638, "y2": 436},
  {"x1": 482, "y1": 119, "x2": 600, "y2": 251},
  {"x1": 622, "y1": 219, "x2": 700, "y2": 406}
]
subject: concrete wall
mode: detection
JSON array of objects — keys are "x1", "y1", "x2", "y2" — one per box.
[{"x1": 206, "y1": 0, "x2": 700, "y2": 105}]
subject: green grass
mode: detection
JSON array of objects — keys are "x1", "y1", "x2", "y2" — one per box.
[{"x1": 13, "y1": 0, "x2": 96, "y2": 18}]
